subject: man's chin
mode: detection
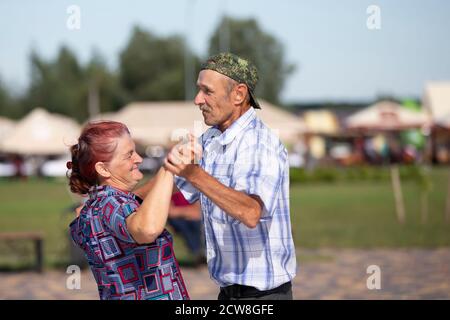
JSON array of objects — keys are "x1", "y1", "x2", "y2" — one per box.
[{"x1": 203, "y1": 117, "x2": 216, "y2": 126}]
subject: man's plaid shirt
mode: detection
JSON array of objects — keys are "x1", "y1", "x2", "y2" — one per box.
[{"x1": 176, "y1": 107, "x2": 297, "y2": 291}]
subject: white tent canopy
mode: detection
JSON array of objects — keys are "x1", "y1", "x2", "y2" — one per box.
[
  {"x1": 345, "y1": 100, "x2": 429, "y2": 131},
  {"x1": 257, "y1": 100, "x2": 307, "y2": 144},
  {"x1": 0, "y1": 108, "x2": 81, "y2": 155},
  {"x1": 0, "y1": 116, "x2": 16, "y2": 142},
  {"x1": 91, "y1": 100, "x2": 305, "y2": 146},
  {"x1": 90, "y1": 101, "x2": 208, "y2": 146},
  {"x1": 437, "y1": 114, "x2": 450, "y2": 129},
  {"x1": 423, "y1": 82, "x2": 450, "y2": 129}
]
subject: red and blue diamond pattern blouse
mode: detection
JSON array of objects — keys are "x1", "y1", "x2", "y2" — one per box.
[{"x1": 69, "y1": 185, "x2": 189, "y2": 300}]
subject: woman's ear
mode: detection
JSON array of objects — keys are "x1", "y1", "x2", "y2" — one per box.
[{"x1": 95, "y1": 162, "x2": 111, "y2": 179}]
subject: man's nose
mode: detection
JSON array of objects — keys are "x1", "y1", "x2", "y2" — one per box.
[
  {"x1": 194, "y1": 91, "x2": 204, "y2": 106},
  {"x1": 135, "y1": 153, "x2": 143, "y2": 164}
]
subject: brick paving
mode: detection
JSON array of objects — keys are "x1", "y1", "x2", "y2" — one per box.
[{"x1": 1, "y1": 248, "x2": 449, "y2": 300}]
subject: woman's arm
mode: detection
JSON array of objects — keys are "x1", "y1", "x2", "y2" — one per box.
[
  {"x1": 134, "y1": 171, "x2": 180, "y2": 199},
  {"x1": 126, "y1": 167, "x2": 174, "y2": 244}
]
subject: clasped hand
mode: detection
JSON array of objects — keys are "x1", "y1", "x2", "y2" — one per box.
[{"x1": 164, "y1": 134, "x2": 203, "y2": 178}]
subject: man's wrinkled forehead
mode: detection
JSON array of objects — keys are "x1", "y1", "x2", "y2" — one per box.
[{"x1": 197, "y1": 69, "x2": 231, "y2": 88}]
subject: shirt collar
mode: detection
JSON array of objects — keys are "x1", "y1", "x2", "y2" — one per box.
[
  {"x1": 214, "y1": 107, "x2": 256, "y2": 146},
  {"x1": 88, "y1": 184, "x2": 136, "y2": 200}
]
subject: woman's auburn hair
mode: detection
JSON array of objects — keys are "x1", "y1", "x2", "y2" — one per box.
[{"x1": 67, "y1": 121, "x2": 130, "y2": 195}]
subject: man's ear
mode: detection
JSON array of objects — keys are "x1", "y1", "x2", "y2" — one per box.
[
  {"x1": 233, "y1": 84, "x2": 249, "y2": 106},
  {"x1": 95, "y1": 162, "x2": 111, "y2": 179}
]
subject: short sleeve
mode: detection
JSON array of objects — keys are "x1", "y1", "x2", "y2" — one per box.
[
  {"x1": 69, "y1": 218, "x2": 83, "y2": 248},
  {"x1": 233, "y1": 142, "x2": 287, "y2": 218},
  {"x1": 174, "y1": 175, "x2": 200, "y2": 204},
  {"x1": 101, "y1": 197, "x2": 139, "y2": 243}
]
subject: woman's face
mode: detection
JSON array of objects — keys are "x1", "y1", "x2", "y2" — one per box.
[{"x1": 104, "y1": 134, "x2": 143, "y2": 191}]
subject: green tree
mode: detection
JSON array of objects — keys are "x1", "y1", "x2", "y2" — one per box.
[
  {"x1": 0, "y1": 79, "x2": 22, "y2": 119},
  {"x1": 25, "y1": 46, "x2": 85, "y2": 120},
  {"x1": 24, "y1": 46, "x2": 126, "y2": 122},
  {"x1": 84, "y1": 51, "x2": 129, "y2": 116},
  {"x1": 208, "y1": 17, "x2": 295, "y2": 105},
  {"x1": 119, "y1": 26, "x2": 200, "y2": 101}
]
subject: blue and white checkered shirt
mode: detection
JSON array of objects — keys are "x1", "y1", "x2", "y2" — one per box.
[{"x1": 175, "y1": 107, "x2": 297, "y2": 291}]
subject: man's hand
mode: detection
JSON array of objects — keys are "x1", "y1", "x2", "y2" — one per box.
[{"x1": 164, "y1": 134, "x2": 202, "y2": 178}]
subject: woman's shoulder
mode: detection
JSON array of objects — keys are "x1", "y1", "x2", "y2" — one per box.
[
  {"x1": 91, "y1": 187, "x2": 140, "y2": 221},
  {"x1": 89, "y1": 185, "x2": 140, "y2": 206}
]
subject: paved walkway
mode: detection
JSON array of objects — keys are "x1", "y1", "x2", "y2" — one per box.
[{"x1": 1, "y1": 249, "x2": 449, "y2": 300}]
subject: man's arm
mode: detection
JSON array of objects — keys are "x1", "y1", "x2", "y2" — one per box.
[
  {"x1": 163, "y1": 134, "x2": 263, "y2": 227},
  {"x1": 164, "y1": 159, "x2": 262, "y2": 228}
]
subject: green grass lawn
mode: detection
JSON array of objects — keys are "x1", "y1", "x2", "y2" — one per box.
[
  {"x1": 1, "y1": 167, "x2": 450, "y2": 269},
  {"x1": 291, "y1": 167, "x2": 450, "y2": 247}
]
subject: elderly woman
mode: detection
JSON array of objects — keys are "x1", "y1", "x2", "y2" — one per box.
[{"x1": 68, "y1": 121, "x2": 189, "y2": 300}]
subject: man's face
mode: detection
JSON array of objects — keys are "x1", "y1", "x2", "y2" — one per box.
[{"x1": 194, "y1": 70, "x2": 235, "y2": 130}]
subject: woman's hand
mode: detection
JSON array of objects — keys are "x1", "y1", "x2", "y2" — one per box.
[{"x1": 164, "y1": 134, "x2": 202, "y2": 178}]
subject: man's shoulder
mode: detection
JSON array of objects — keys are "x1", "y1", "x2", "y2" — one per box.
[{"x1": 240, "y1": 116, "x2": 286, "y2": 152}]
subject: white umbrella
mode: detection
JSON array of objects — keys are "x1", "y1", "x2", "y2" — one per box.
[{"x1": 0, "y1": 108, "x2": 81, "y2": 155}]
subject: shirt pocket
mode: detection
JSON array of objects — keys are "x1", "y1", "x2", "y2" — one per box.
[{"x1": 207, "y1": 164, "x2": 234, "y2": 223}]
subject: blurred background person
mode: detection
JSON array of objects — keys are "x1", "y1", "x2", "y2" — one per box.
[{"x1": 168, "y1": 192, "x2": 206, "y2": 266}]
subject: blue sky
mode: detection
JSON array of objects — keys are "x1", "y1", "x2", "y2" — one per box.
[{"x1": 1, "y1": 0, "x2": 449, "y2": 103}]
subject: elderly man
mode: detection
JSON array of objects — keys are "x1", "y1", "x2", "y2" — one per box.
[{"x1": 164, "y1": 53, "x2": 296, "y2": 300}]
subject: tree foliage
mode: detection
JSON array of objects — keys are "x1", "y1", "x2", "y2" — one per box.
[
  {"x1": 119, "y1": 26, "x2": 200, "y2": 101},
  {"x1": 208, "y1": 17, "x2": 295, "y2": 105},
  {"x1": 0, "y1": 20, "x2": 294, "y2": 121},
  {"x1": 0, "y1": 79, "x2": 23, "y2": 119},
  {"x1": 22, "y1": 47, "x2": 125, "y2": 122}
]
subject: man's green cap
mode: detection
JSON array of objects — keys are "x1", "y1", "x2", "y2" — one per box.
[{"x1": 201, "y1": 53, "x2": 261, "y2": 109}]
